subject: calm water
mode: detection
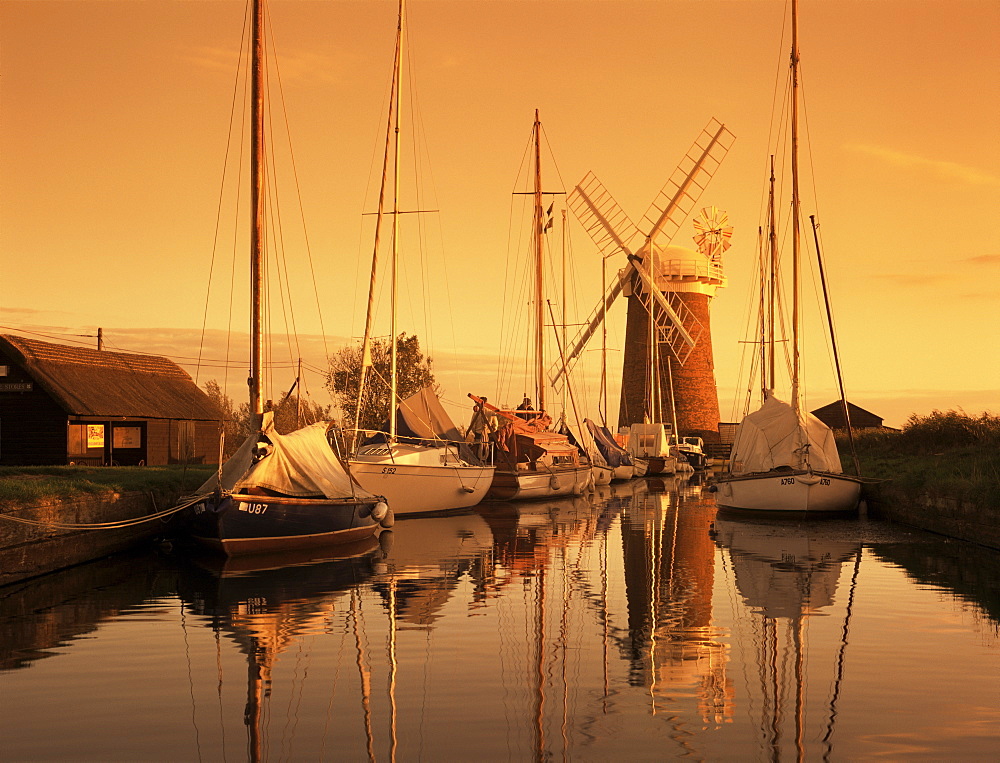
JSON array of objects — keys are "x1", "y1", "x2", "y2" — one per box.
[{"x1": 2, "y1": 478, "x2": 998, "y2": 761}]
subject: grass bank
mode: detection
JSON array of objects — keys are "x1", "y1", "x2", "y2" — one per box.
[
  {"x1": 840, "y1": 410, "x2": 1000, "y2": 509},
  {"x1": 0, "y1": 465, "x2": 216, "y2": 506}
]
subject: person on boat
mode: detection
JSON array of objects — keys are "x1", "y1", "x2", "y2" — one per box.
[{"x1": 516, "y1": 396, "x2": 534, "y2": 411}]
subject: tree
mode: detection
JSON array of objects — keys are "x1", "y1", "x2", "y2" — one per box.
[
  {"x1": 326, "y1": 333, "x2": 435, "y2": 432},
  {"x1": 203, "y1": 379, "x2": 334, "y2": 458}
]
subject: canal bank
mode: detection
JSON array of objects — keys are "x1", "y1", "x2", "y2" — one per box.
[
  {"x1": 0, "y1": 467, "x2": 212, "y2": 586},
  {"x1": 865, "y1": 483, "x2": 1000, "y2": 551}
]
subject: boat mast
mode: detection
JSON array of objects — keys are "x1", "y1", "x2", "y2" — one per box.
[
  {"x1": 533, "y1": 110, "x2": 546, "y2": 412},
  {"x1": 790, "y1": 0, "x2": 802, "y2": 413},
  {"x1": 389, "y1": 0, "x2": 404, "y2": 440},
  {"x1": 354, "y1": 0, "x2": 403, "y2": 441},
  {"x1": 647, "y1": 235, "x2": 658, "y2": 423},
  {"x1": 767, "y1": 154, "x2": 778, "y2": 398},
  {"x1": 250, "y1": 0, "x2": 265, "y2": 423}
]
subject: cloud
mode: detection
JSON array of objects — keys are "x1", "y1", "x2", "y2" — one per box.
[
  {"x1": 872, "y1": 273, "x2": 951, "y2": 287},
  {"x1": 183, "y1": 45, "x2": 348, "y2": 85},
  {"x1": 846, "y1": 144, "x2": 1000, "y2": 187},
  {"x1": 964, "y1": 254, "x2": 1000, "y2": 265}
]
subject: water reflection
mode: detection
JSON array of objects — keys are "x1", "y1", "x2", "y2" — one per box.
[
  {"x1": 177, "y1": 540, "x2": 382, "y2": 762},
  {"x1": 621, "y1": 480, "x2": 731, "y2": 733},
  {"x1": 0, "y1": 479, "x2": 997, "y2": 760},
  {"x1": 711, "y1": 514, "x2": 863, "y2": 761}
]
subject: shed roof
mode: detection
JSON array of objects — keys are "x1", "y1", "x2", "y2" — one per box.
[
  {"x1": 0, "y1": 334, "x2": 221, "y2": 421},
  {"x1": 810, "y1": 400, "x2": 882, "y2": 421}
]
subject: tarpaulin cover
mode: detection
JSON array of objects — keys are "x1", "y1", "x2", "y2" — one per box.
[
  {"x1": 586, "y1": 419, "x2": 632, "y2": 469},
  {"x1": 729, "y1": 395, "x2": 843, "y2": 474},
  {"x1": 198, "y1": 413, "x2": 373, "y2": 499}
]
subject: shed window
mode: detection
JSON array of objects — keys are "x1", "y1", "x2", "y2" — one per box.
[{"x1": 113, "y1": 426, "x2": 142, "y2": 449}]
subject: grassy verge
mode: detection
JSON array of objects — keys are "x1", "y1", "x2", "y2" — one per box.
[
  {"x1": 840, "y1": 410, "x2": 1000, "y2": 508},
  {"x1": 0, "y1": 465, "x2": 217, "y2": 506}
]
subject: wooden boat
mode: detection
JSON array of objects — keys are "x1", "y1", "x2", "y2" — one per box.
[
  {"x1": 347, "y1": 0, "x2": 494, "y2": 514},
  {"x1": 187, "y1": 0, "x2": 386, "y2": 554},
  {"x1": 468, "y1": 396, "x2": 592, "y2": 501},
  {"x1": 712, "y1": 0, "x2": 861, "y2": 513}
]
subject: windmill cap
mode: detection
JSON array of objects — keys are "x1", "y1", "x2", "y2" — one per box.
[{"x1": 638, "y1": 243, "x2": 724, "y2": 282}]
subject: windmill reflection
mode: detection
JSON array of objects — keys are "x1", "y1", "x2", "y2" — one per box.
[{"x1": 620, "y1": 478, "x2": 732, "y2": 729}]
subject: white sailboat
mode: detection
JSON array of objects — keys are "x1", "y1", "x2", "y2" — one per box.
[
  {"x1": 467, "y1": 112, "x2": 592, "y2": 502},
  {"x1": 348, "y1": 0, "x2": 494, "y2": 515},
  {"x1": 712, "y1": 0, "x2": 862, "y2": 513}
]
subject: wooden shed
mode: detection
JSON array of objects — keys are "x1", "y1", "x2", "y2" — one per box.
[
  {"x1": 810, "y1": 401, "x2": 884, "y2": 430},
  {"x1": 0, "y1": 334, "x2": 222, "y2": 466}
]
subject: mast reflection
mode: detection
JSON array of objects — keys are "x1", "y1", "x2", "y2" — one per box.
[
  {"x1": 178, "y1": 540, "x2": 382, "y2": 762},
  {"x1": 711, "y1": 514, "x2": 862, "y2": 761}
]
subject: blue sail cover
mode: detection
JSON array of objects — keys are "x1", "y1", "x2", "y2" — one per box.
[{"x1": 585, "y1": 419, "x2": 632, "y2": 469}]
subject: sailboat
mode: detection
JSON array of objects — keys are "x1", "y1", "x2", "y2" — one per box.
[
  {"x1": 712, "y1": 0, "x2": 862, "y2": 513},
  {"x1": 467, "y1": 112, "x2": 593, "y2": 502},
  {"x1": 347, "y1": 0, "x2": 494, "y2": 515},
  {"x1": 187, "y1": 0, "x2": 388, "y2": 555},
  {"x1": 587, "y1": 255, "x2": 635, "y2": 482}
]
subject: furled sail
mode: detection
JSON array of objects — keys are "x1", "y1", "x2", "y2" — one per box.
[
  {"x1": 729, "y1": 395, "x2": 842, "y2": 475},
  {"x1": 199, "y1": 413, "x2": 372, "y2": 499}
]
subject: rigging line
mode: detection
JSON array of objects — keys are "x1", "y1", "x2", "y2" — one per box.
[
  {"x1": 180, "y1": 602, "x2": 205, "y2": 763},
  {"x1": 215, "y1": 627, "x2": 230, "y2": 763},
  {"x1": 821, "y1": 546, "x2": 863, "y2": 760},
  {"x1": 269, "y1": 25, "x2": 330, "y2": 365},
  {"x1": 195, "y1": 0, "x2": 250, "y2": 389}
]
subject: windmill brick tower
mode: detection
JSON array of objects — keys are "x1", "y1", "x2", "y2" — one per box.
[
  {"x1": 620, "y1": 224, "x2": 728, "y2": 443},
  {"x1": 551, "y1": 120, "x2": 734, "y2": 445}
]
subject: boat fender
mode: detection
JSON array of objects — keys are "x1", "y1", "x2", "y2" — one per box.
[
  {"x1": 549, "y1": 475, "x2": 561, "y2": 490},
  {"x1": 707, "y1": 484, "x2": 718, "y2": 493},
  {"x1": 379, "y1": 506, "x2": 395, "y2": 528},
  {"x1": 370, "y1": 501, "x2": 390, "y2": 523},
  {"x1": 796, "y1": 474, "x2": 821, "y2": 486},
  {"x1": 720, "y1": 482, "x2": 732, "y2": 497},
  {"x1": 378, "y1": 530, "x2": 394, "y2": 557}
]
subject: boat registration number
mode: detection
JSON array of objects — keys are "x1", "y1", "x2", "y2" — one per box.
[
  {"x1": 381, "y1": 466, "x2": 397, "y2": 475},
  {"x1": 240, "y1": 503, "x2": 268, "y2": 514}
]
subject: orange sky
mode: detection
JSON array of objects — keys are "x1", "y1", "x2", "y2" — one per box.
[{"x1": 1, "y1": 0, "x2": 998, "y2": 428}]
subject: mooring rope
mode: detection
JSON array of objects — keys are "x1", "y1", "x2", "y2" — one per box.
[{"x1": 0, "y1": 493, "x2": 207, "y2": 531}]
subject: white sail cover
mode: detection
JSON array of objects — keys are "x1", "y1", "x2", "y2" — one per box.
[
  {"x1": 199, "y1": 413, "x2": 373, "y2": 499},
  {"x1": 729, "y1": 395, "x2": 843, "y2": 475}
]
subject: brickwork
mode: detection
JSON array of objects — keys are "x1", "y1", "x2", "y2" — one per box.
[{"x1": 618, "y1": 291, "x2": 721, "y2": 443}]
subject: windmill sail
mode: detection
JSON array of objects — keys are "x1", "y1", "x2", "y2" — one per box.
[{"x1": 549, "y1": 119, "x2": 734, "y2": 388}]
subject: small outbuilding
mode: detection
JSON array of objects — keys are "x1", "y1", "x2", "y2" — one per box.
[
  {"x1": 0, "y1": 334, "x2": 222, "y2": 466},
  {"x1": 810, "y1": 401, "x2": 884, "y2": 430}
]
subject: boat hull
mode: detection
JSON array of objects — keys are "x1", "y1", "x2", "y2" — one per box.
[
  {"x1": 188, "y1": 494, "x2": 382, "y2": 556},
  {"x1": 351, "y1": 444, "x2": 494, "y2": 514},
  {"x1": 485, "y1": 465, "x2": 592, "y2": 501},
  {"x1": 592, "y1": 465, "x2": 614, "y2": 486},
  {"x1": 713, "y1": 471, "x2": 861, "y2": 513},
  {"x1": 635, "y1": 455, "x2": 677, "y2": 476},
  {"x1": 611, "y1": 464, "x2": 634, "y2": 481}
]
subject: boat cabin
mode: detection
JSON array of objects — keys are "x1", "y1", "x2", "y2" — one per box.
[{"x1": 0, "y1": 334, "x2": 222, "y2": 466}]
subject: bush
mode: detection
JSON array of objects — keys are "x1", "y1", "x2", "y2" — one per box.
[{"x1": 841, "y1": 410, "x2": 1000, "y2": 508}]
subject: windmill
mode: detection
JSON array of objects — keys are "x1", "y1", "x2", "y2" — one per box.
[{"x1": 552, "y1": 118, "x2": 734, "y2": 440}]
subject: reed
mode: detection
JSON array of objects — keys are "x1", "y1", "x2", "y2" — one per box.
[
  {"x1": 843, "y1": 410, "x2": 1000, "y2": 508},
  {"x1": 0, "y1": 465, "x2": 216, "y2": 505}
]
